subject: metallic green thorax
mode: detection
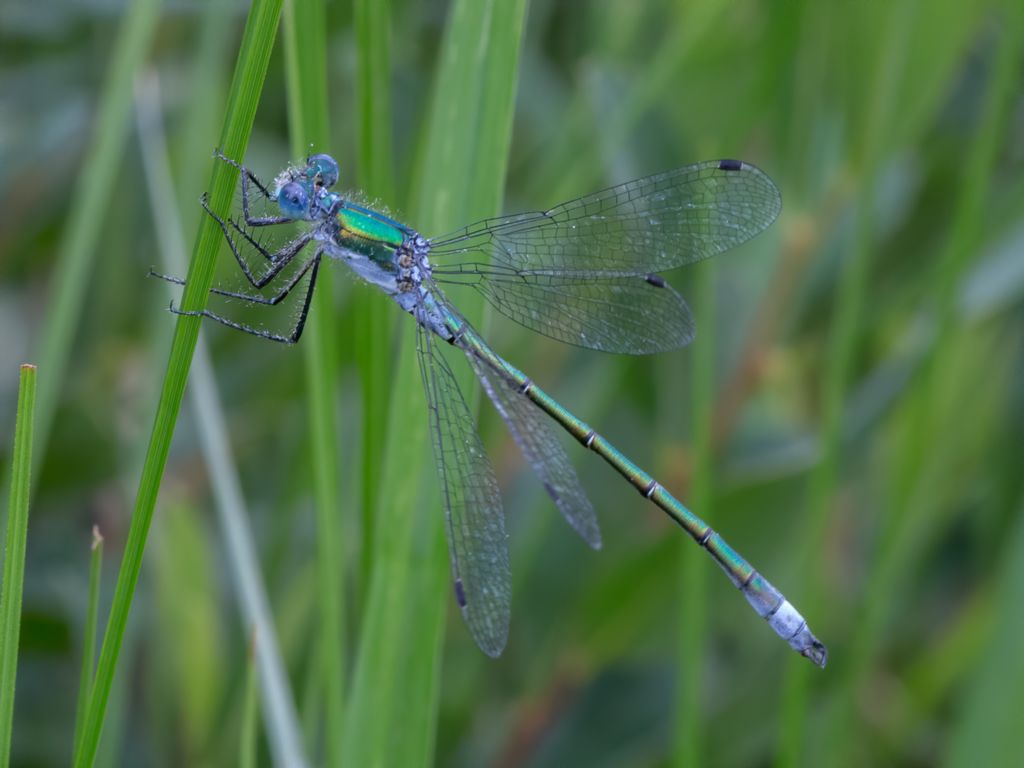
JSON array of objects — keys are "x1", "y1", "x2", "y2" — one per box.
[{"x1": 335, "y1": 206, "x2": 404, "y2": 265}]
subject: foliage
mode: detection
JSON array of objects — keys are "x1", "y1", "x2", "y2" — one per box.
[{"x1": 0, "y1": 0, "x2": 1022, "y2": 765}]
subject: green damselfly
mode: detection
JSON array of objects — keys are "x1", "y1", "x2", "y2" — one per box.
[{"x1": 158, "y1": 152, "x2": 827, "y2": 667}]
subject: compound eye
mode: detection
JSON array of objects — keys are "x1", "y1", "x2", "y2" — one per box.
[
  {"x1": 307, "y1": 153, "x2": 339, "y2": 188},
  {"x1": 277, "y1": 181, "x2": 309, "y2": 219}
]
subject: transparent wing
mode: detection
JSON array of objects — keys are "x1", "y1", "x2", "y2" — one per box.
[
  {"x1": 465, "y1": 346, "x2": 602, "y2": 549},
  {"x1": 416, "y1": 322, "x2": 510, "y2": 657},
  {"x1": 428, "y1": 160, "x2": 781, "y2": 275},
  {"x1": 435, "y1": 268, "x2": 694, "y2": 354}
]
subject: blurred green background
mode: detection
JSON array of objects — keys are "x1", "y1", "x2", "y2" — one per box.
[{"x1": 2, "y1": 0, "x2": 1024, "y2": 765}]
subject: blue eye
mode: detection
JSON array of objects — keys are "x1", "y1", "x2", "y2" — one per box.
[
  {"x1": 307, "y1": 153, "x2": 339, "y2": 188},
  {"x1": 277, "y1": 181, "x2": 309, "y2": 219}
]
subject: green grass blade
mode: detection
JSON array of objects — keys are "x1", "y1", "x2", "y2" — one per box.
[
  {"x1": 343, "y1": 1, "x2": 528, "y2": 765},
  {"x1": 927, "y1": 4, "x2": 1024, "y2": 351},
  {"x1": 283, "y1": 2, "x2": 345, "y2": 764},
  {"x1": 776, "y1": 3, "x2": 921, "y2": 762},
  {"x1": 73, "y1": 3, "x2": 284, "y2": 764},
  {"x1": 944, "y1": 500, "x2": 1024, "y2": 768},
  {"x1": 354, "y1": 0, "x2": 395, "y2": 200},
  {"x1": 352, "y1": 0, "x2": 396, "y2": 607},
  {"x1": 134, "y1": 72, "x2": 308, "y2": 767},
  {"x1": 173, "y1": 0, "x2": 238, "y2": 232},
  {"x1": 673, "y1": 259, "x2": 716, "y2": 767},
  {"x1": 241, "y1": 632, "x2": 261, "y2": 768},
  {"x1": 823, "y1": 3, "x2": 1024, "y2": 759},
  {"x1": 28, "y1": 0, "x2": 160, "y2": 486},
  {"x1": 412, "y1": 0, "x2": 528, "y2": 230},
  {"x1": 0, "y1": 363, "x2": 37, "y2": 765},
  {"x1": 520, "y1": 1, "x2": 731, "y2": 201},
  {"x1": 71, "y1": 526, "x2": 103, "y2": 762},
  {"x1": 151, "y1": 502, "x2": 224, "y2": 755}
]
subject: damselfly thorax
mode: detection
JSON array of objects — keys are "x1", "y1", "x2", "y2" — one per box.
[{"x1": 159, "y1": 150, "x2": 827, "y2": 667}]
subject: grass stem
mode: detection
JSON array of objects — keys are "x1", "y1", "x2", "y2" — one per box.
[{"x1": 0, "y1": 364, "x2": 37, "y2": 766}]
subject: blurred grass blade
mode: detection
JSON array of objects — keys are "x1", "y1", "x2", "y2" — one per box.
[
  {"x1": 71, "y1": 526, "x2": 103, "y2": 762},
  {"x1": 673, "y1": 259, "x2": 716, "y2": 766},
  {"x1": 353, "y1": 0, "x2": 396, "y2": 607},
  {"x1": 811, "y1": 4, "x2": 1024, "y2": 762},
  {"x1": 241, "y1": 631, "x2": 261, "y2": 768},
  {"x1": 29, "y1": 0, "x2": 160, "y2": 485},
  {"x1": 826, "y1": 4, "x2": 1024, "y2": 760},
  {"x1": 283, "y1": 2, "x2": 345, "y2": 764},
  {"x1": 0, "y1": 363, "x2": 36, "y2": 765},
  {"x1": 134, "y1": 72, "x2": 307, "y2": 767},
  {"x1": 777, "y1": 3, "x2": 919, "y2": 763},
  {"x1": 858, "y1": 0, "x2": 1023, "y2": 666},
  {"x1": 151, "y1": 502, "x2": 224, "y2": 755},
  {"x1": 354, "y1": 0, "x2": 394, "y2": 200},
  {"x1": 522, "y1": 1, "x2": 730, "y2": 201},
  {"x1": 174, "y1": 0, "x2": 238, "y2": 219},
  {"x1": 944, "y1": 501, "x2": 1024, "y2": 768},
  {"x1": 343, "y1": 1, "x2": 528, "y2": 765},
  {"x1": 74, "y1": 2, "x2": 284, "y2": 764}
]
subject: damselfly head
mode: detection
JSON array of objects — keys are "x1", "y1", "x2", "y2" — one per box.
[
  {"x1": 305, "y1": 153, "x2": 339, "y2": 189},
  {"x1": 273, "y1": 162, "x2": 303, "y2": 191},
  {"x1": 276, "y1": 181, "x2": 310, "y2": 220}
]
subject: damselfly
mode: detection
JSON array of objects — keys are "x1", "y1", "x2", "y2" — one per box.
[{"x1": 158, "y1": 152, "x2": 827, "y2": 667}]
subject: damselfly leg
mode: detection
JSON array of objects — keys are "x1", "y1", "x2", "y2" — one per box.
[
  {"x1": 153, "y1": 153, "x2": 326, "y2": 343},
  {"x1": 213, "y1": 149, "x2": 292, "y2": 227},
  {"x1": 169, "y1": 248, "x2": 323, "y2": 344},
  {"x1": 201, "y1": 194, "x2": 314, "y2": 288}
]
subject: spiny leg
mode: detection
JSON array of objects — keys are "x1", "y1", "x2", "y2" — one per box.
[
  {"x1": 227, "y1": 214, "x2": 292, "y2": 265},
  {"x1": 213, "y1": 149, "x2": 291, "y2": 226},
  {"x1": 149, "y1": 269, "x2": 185, "y2": 287},
  {"x1": 201, "y1": 193, "x2": 313, "y2": 288},
  {"x1": 150, "y1": 250, "x2": 316, "y2": 306},
  {"x1": 170, "y1": 248, "x2": 324, "y2": 344}
]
